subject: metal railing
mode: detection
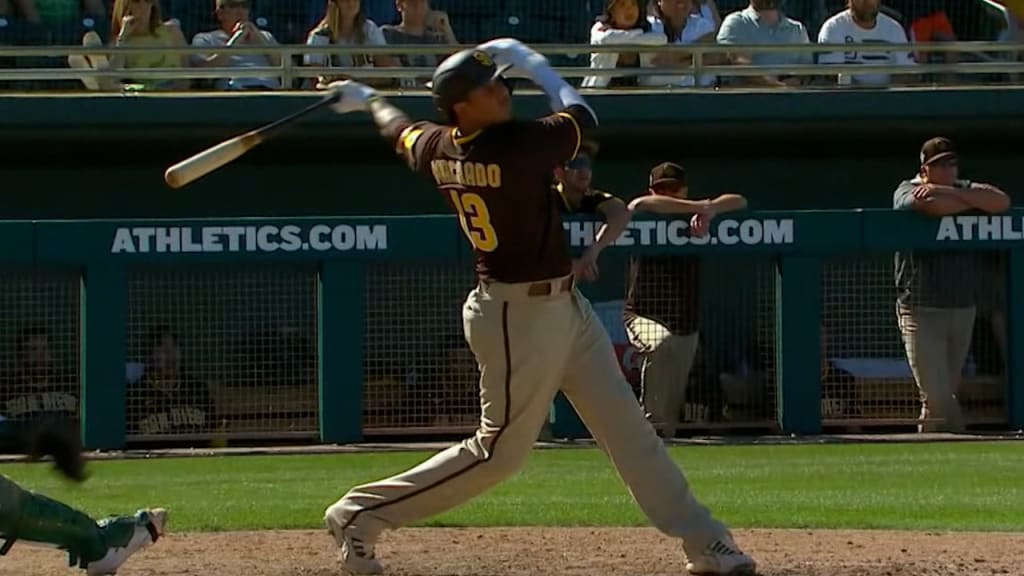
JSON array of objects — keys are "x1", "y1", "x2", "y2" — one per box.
[{"x1": 1, "y1": 41, "x2": 1022, "y2": 88}]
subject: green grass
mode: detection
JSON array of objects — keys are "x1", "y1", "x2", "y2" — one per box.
[{"x1": 2, "y1": 442, "x2": 1023, "y2": 533}]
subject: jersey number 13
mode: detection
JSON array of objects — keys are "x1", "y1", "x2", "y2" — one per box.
[{"x1": 449, "y1": 190, "x2": 498, "y2": 252}]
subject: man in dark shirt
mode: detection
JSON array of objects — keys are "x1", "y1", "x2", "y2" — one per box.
[
  {"x1": 321, "y1": 40, "x2": 755, "y2": 576},
  {"x1": 553, "y1": 142, "x2": 630, "y2": 282},
  {"x1": 893, "y1": 137, "x2": 1010, "y2": 433},
  {"x1": 126, "y1": 327, "x2": 213, "y2": 437},
  {"x1": 624, "y1": 163, "x2": 748, "y2": 439}
]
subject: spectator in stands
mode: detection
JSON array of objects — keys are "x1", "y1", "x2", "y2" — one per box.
[
  {"x1": 127, "y1": 326, "x2": 214, "y2": 436},
  {"x1": 642, "y1": 0, "x2": 718, "y2": 87},
  {"x1": 893, "y1": 137, "x2": 1010, "y2": 433},
  {"x1": 716, "y1": 0, "x2": 813, "y2": 87},
  {"x1": 0, "y1": 325, "x2": 78, "y2": 424},
  {"x1": 303, "y1": 0, "x2": 396, "y2": 90},
  {"x1": 68, "y1": 0, "x2": 186, "y2": 91},
  {"x1": 817, "y1": 0, "x2": 916, "y2": 86},
  {"x1": 623, "y1": 162, "x2": 747, "y2": 438},
  {"x1": 191, "y1": 0, "x2": 282, "y2": 90},
  {"x1": 905, "y1": 1, "x2": 956, "y2": 60},
  {"x1": 690, "y1": 0, "x2": 721, "y2": 30},
  {"x1": 381, "y1": 0, "x2": 458, "y2": 88},
  {"x1": 582, "y1": 0, "x2": 667, "y2": 88}
]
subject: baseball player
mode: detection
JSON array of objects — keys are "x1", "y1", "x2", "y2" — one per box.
[
  {"x1": 0, "y1": 417, "x2": 166, "y2": 575},
  {"x1": 624, "y1": 162, "x2": 748, "y2": 438},
  {"x1": 553, "y1": 141, "x2": 631, "y2": 282},
  {"x1": 322, "y1": 38, "x2": 756, "y2": 576}
]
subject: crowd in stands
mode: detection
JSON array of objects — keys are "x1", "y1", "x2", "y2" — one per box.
[{"x1": 0, "y1": 0, "x2": 1021, "y2": 90}]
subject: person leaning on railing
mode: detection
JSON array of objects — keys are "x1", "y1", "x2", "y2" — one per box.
[
  {"x1": 303, "y1": 0, "x2": 395, "y2": 90},
  {"x1": 893, "y1": 137, "x2": 1011, "y2": 434},
  {"x1": 623, "y1": 162, "x2": 748, "y2": 438},
  {"x1": 582, "y1": 0, "x2": 667, "y2": 88},
  {"x1": 715, "y1": 0, "x2": 813, "y2": 88},
  {"x1": 190, "y1": 0, "x2": 281, "y2": 91},
  {"x1": 67, "y1": 0, "x2": 186, "y2": 92}
]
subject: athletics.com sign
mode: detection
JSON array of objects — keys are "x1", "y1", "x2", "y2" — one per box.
[
  {"x1": 110, "y1": 224, "x2": 388, "y2": 254},
  {"x1": 565, "y1": 218, "x2": 795, "y2": 248}
]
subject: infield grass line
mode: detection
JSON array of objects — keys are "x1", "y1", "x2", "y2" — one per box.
[{"x1": 2, "y1": 441, "x2": 1021, "y2": 532}]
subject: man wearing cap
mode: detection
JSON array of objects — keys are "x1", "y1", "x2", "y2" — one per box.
[
  {"x1": 893, "y1": 136, "x2": 1010, "y2": 433},
  {"x1": 323, "y1": 38, "x2": 756, "y2": 576},
  {"x1": 553, "y1": 142, "x2": 631, "y2": 282},
  {"x1": 625, "y1": 162, "x2": 748, "y2": 438},
  {"x1": 190, "y1": 0, "x2": 281, "y2": 90}
]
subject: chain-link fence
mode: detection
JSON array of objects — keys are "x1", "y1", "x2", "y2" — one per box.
[
  {"x1": 363, "y1": 262, "x2": 478, "y2": 435},
  {"x1": 0, "y1": 268, "x2": 80, "y2": 428},
  {"x1": 822, "y1": 250, "x2": 1007, "y2": 430},
  {"x1": 125, "y1": 263, "x2": 319, "y2": 443},
  {"x1": 604, "y1": 254, "x2": 778, "y2": 435}
]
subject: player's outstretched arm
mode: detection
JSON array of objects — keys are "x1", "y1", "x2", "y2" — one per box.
[
  {"x1": 629, "y1": 193, "x2": 747, "y2": 215},
  {"x1": 326, "y1": 80, "x2": 417, "y2": 157},
  {"x1": 479, "y1": 38, "x2": 598, "y2": 127}
]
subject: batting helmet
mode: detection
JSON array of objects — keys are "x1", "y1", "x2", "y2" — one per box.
[{"x1": 428, "y1": 48, "x2": 513, "y2": 119}]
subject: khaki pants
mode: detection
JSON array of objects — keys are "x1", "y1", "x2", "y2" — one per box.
[
  {"x1": 625, "y1": 315, "x2": 699, "y2": 438},
  {"x1": 897, "y1": 304, "x2": 976, "y2": 433},
  {"x1": 328, "y1": 275, "x2": 727, "y2": 558}
]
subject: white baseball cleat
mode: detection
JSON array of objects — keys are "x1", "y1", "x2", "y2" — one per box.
[
  {"x1": 325, "y1": 510, "x2": 383, "y2": 575},
  {"x1": 86, "y1": 508, "x2": 167, "y2": 576},
  {"x1": 685, "y1": 532, "x2": 757, "y2": 576}
]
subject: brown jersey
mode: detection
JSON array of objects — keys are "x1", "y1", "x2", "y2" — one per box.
[{"x1": 396, "y1": 105, "x2": 593, "y2": 283}]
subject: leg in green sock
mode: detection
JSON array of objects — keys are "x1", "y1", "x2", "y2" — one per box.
[{"x1": 0, "y1": 475, "x2": 150, "y2": 570}]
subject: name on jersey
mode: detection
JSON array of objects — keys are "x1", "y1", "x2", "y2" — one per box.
[
  {"x1": 136, "y1": 407, "x2": 207, "y2": 435},
  {"x1": 4, "y1": 392, "x2": 78, "y2": 418},
  {"x1": 430, "y1": 160, "x2": 502, "y2": 189}
]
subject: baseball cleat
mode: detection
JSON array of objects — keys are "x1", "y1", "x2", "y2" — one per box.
[
  {"x1": 85, "y1": 508, "x2": 167, "y2": 575},
  {"x1": 685, "y1": 533, "x2": 757, "y2": 576},
  {"x1": 325, "y1": 511, "x2": 383, "y2": 575}
]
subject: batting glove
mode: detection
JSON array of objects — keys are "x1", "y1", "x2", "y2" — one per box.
[
  {"x1": 477, "y1": 38, "x2": 549, "y2": 75},
  {"x1": 327, "y1": 80, "x2": 378, "y2": 115}
]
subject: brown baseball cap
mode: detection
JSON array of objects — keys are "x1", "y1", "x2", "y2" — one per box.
[
  {"x1": 649, "y1": 162, "x2": 686, "y2": 187},
  {"x1": 920, "y1": 137, "x2": 958, "y2": 166}
]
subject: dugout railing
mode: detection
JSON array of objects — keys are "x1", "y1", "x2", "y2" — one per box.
[
  {"x1": 0, "y1": 210, "x2": 1021, "y2": 449},
  {"x1": 1, "y1": 41, "x2": 1024, "y2": 88}
]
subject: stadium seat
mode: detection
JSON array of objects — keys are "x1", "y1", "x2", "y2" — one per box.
[{"x1": 169, "y1": 0, "x2": 215, "y2": 43}]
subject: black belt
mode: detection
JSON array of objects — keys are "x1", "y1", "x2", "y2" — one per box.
[{"x1": 526, "y1": 276, "x2": 574, "y2": 297}]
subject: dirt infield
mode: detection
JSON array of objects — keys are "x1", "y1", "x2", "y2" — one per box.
[{"x1": 2, "y1": 527, "x2": 1022, "y2": 576}]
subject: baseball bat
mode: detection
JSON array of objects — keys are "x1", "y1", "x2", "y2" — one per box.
[{"x1": 164, "y1": 92, "x2": 340, "y2": 189}]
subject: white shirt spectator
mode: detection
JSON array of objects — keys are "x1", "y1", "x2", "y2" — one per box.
[
  {"x1": 582, "y1": 21, "x2": 666, "y2": 88},
  {"x1": 191, "y1": 29, "x2": 280, "y2": 90},
  {"x1": 817, "y1": 9, "x2": 913, "y2": 85},
  {"x1": 304, "y1": 19, "x2": 387, "y2": 69},
  {"x1": 640, "y1": 14, "x2": 716, "y2": 87}
]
